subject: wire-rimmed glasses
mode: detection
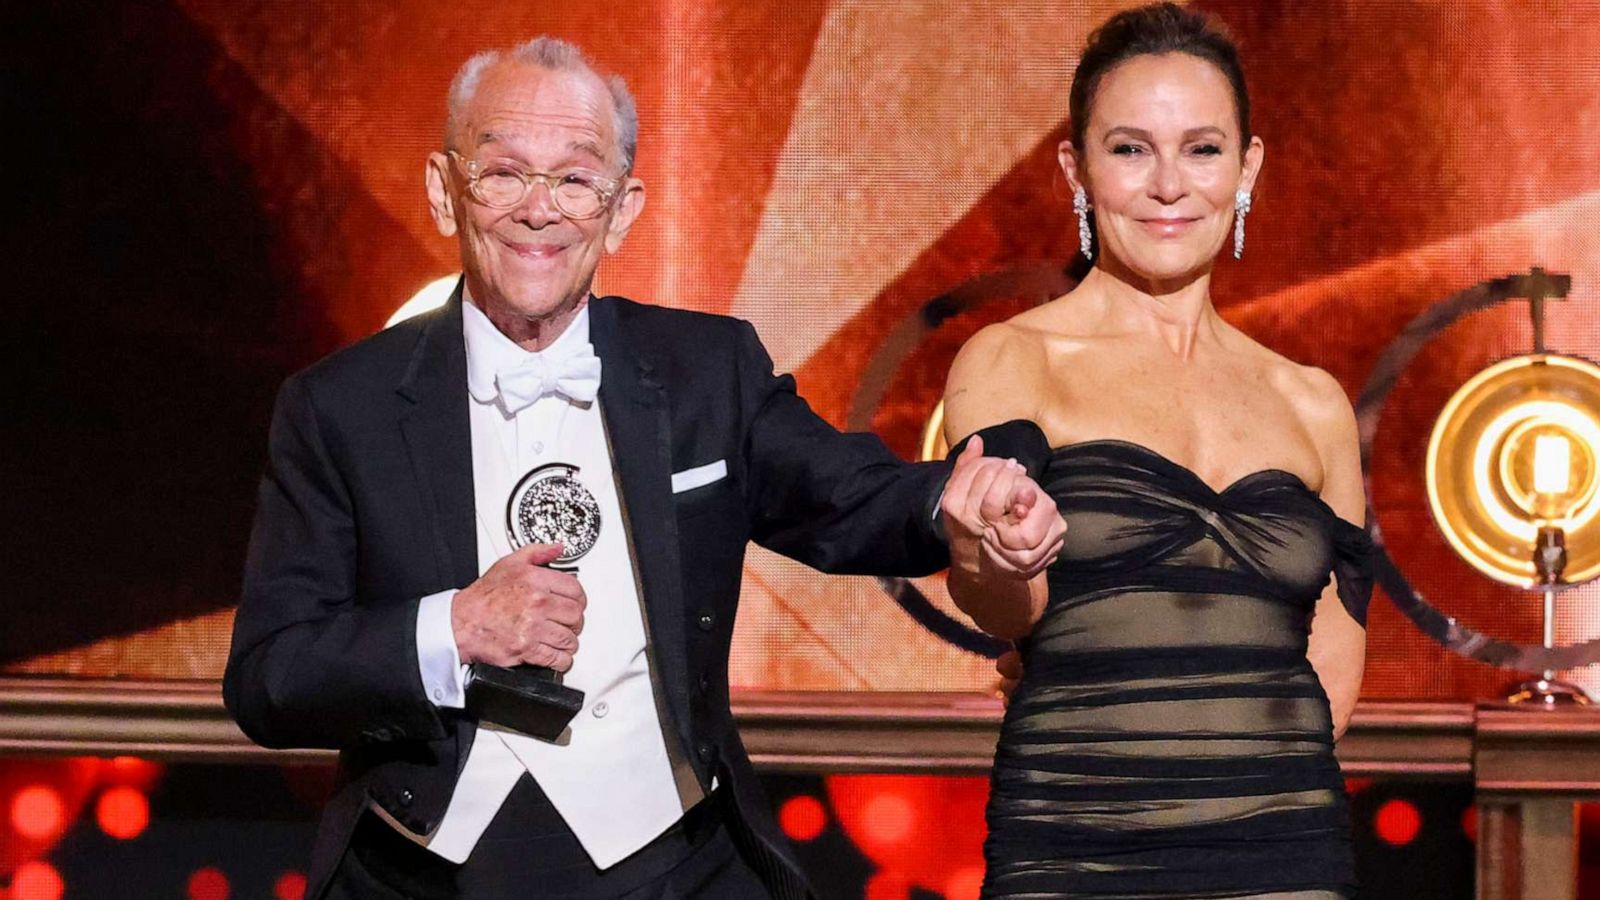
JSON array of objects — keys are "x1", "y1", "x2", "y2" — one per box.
[{"x1": 447, "y1": 151, "x2": 620, "y2": 220}]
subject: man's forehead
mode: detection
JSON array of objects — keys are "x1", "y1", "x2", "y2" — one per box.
[{"x1": 460, "y1": 63, "x2": 615, "y2": 148}]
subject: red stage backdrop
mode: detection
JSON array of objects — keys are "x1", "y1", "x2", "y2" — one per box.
[{"x1": 11, "y1": 0, "x2": 1600, "y2": 701}]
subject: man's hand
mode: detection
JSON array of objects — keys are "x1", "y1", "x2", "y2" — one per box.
[
  {"x1": 942, "y1": 436, "x2": 1067, "y2": 579},
  {"x1": 452, "y1": 542, "x2": 587, "y2": 672}
]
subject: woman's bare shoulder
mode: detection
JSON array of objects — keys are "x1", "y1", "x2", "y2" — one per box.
[
  {"x1": 953, "y1": 295, "x2": 1099, "y2": 371},
  {"x1": 1270, "y1": 358, "x2": 1361, "y2": 497},
  {"x1": 1276, "y1": 361, "x2": 1355, "y2": 436},
  {"x1": 951, "y1": 320, "x2": 1049, "y2": 370},
  {"x1": 943, "y1": 319, "x2": 1060, "y2": 440},
  {"x1": 1220, "y1": 324, "x2": 1353, "y2": 426}
]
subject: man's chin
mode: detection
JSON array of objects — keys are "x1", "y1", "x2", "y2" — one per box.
[{"x1": 483, "y1": 286, "x2": 590, "y2": 322}]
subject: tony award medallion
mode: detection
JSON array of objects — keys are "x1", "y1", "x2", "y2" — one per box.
[
  {"x1": 505, "y1": 463, "x2": 602, "y2": 566},
  {"x1": 465, "y1": 463, "x2": 597, "y2": 741}
]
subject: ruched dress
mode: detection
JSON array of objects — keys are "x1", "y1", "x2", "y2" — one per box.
[{"x1": 982, "y1": 439, "x2": 1373, "y2": 900}]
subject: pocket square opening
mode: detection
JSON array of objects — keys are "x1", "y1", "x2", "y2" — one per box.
[{"x1": 671, "y1": 459, "x2": 728, "y2": 493}]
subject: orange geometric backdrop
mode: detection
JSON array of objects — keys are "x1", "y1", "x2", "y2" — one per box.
[{"x1": 11, "y1": 0, "x2": 1600, "y2": 701}]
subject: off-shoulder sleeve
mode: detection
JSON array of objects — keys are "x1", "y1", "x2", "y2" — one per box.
[
  {"x1": 947, "y1": 419, "x2": 1052, "y2": 481},
  {"x1": 1330, "y1": 518, "x2": 1375, "y2": 628}
]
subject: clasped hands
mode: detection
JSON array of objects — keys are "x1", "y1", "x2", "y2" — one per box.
[
  {"x1": 448, "y1": 436, "x2": 1067, "y2": 676},
  {"x1": 940, "y1": 435, "x2": 1068, "y2": 581}
]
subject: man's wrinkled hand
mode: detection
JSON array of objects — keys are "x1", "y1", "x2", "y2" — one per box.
[
  {"x1": 942, "y1": 436, "x2": 1017, "y2": 573},
  {"x1": 452, "y1": 542, "x2": 587, "y2": 672},
  {"x1": 942, "y1": 436, "x2": 1067, "y2": 580}
]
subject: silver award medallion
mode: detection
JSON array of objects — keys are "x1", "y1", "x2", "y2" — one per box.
[{"x1": 505, "y1": 463, "x2": 602, "y2": 566}]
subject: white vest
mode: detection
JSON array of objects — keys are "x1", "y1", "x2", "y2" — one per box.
[{"x1": 400, "y1": 300, "x2": 701, "y2": 868}]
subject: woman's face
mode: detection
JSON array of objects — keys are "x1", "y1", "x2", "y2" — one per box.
[{"x1": 1062, "y1": 52, "x2": 1263, "y2": 285}]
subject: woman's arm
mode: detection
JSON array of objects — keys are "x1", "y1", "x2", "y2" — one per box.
[
  {"x1": 1299, "y1": 369, "x2": 1368, "y2": 740},
  {"x1": 941, "y1": 325, "x2": 1055, "y2": 641}
]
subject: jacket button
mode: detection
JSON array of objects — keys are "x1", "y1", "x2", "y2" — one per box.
[
  {"x1": 697, "y1": 743, "x2": 714, "y2": 763},
  {"x1": 697, "y1": 674, "x2": 710, "y2": 694},
  {"x1": 697, "y1": 611, "x2": 715, "y2": 632},
  {"x1": 399, "y1": 789, "x2": 414, "y2": 807}
]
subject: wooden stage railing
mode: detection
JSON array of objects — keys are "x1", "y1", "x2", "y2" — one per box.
[{"x1": 0, "y1": 678, "x2": 1596, "y2": 899}]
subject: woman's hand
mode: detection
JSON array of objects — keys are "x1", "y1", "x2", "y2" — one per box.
[{"x1": 942, "y1": 436, "x2": 1068, "y2": 580}]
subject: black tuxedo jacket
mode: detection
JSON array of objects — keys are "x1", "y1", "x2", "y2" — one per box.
[{"x1": 223, "y1": 289, "x2": 959, "y2": 899}]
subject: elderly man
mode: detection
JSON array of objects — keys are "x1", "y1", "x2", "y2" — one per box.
[{"x1": 224, "y1": 36, "x2": 1062, "y2": 900}]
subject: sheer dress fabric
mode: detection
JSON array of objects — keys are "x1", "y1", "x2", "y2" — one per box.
[{"x1": 981, "y1": 436, "x2": 1373, "y2": 900}]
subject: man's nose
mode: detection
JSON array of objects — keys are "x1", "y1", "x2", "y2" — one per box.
[{"x1": 515, "y1": 179, "x2": 565, "y2": 226}]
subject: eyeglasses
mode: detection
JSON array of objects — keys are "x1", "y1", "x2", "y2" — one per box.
[{"x1": 447, "y1": 151, "x2": 620, "y2": 219}]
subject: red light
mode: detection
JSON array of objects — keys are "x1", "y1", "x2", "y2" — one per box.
[
  {"x1": 1344, "y1": 777, "x2": 1374, "y2": 795},
  {"x1": 778, "y1": 795, "x2": 828, "y2": 842},
  {"x1": 187, "y1": 867, "x2": 231, "y2": 900},
  {"x1": 104, "y1": 756, "x2": 164, "y2": 789},
  {"x1": 12, "y1": 860, "x2": 65, "y2": 900},
  {"x1": 1462, "y1": 805, "x2": 1478, "y2": 843},
  {"x1": 861, "y1": 792, "x2": 915, "y2": 845},
  {"x1": 864, "y1": 871, "x2": 911, "y2": 900},
  {"x1": 11, "y1": 785, "x2": 66, "y2": 840},
  {"x1": 97, "y1": 786, "x2": 150, "y2": 840},
  {"x1": 827, "y1": 774, "x2": 989, "y2": 896},
  {"x1": 1374, "y1": 798, "x2": 1422, "y2": 846},
  {"x1": 944, "y1": 864, "x2": 985, "y2": 900},
  {"x1": 273, "y1": 872, "x2": 307, "y2": 900}
]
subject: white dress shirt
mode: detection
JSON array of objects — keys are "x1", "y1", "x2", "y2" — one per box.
[{"x1": 398, "y1": 297, "x2": 700, "y2": 867}]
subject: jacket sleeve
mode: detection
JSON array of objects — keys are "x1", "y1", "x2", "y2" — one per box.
[
  {"x1": 734, "y1": 320, "x2": 953, "y2": 576},
  {"x1": 222, "y1": 373, "x2": 448, "y2": 750}
]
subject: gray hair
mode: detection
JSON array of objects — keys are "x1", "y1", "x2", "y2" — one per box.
[{"x1": 444, "y1": 36, "x2": 639, "y2": 175}]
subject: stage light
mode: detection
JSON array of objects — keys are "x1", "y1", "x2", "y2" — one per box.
[
  {"x1": 830, "y1": 774, "x2": 989, "y2": 894},
  {"x1": 104, "y1": 756, "x2": 163, "y2": 790},
  {"x1": 778, "y1": 794, "x2": 827, "y2": 842},
  {"x1": 944, "y1": 865, "x2": 985, "y2": 900},
  {"x1": 864, "y1": 871, "x2": 911, "y2": 900},
  {"x1": 861, "y1": 791, "x2": 915, "y2": 844},
  {"x1": 11, "y1": 785, "x2": 65, "y2": 840},
  {"x1": 385, "y1": 275, "x2": 460, "y2": 328},
  {"x1": 1429, "y1": 358, "x2": 1600, "y2": 584},
  {"x1": 187, "y1": 867, "x2": 230, "y2": 900},
  {"x1": 1374, "y1": 798, "x2": 1422, "y2": 847},
  {"x1": 96, "y1": 786, "x2": 149, "y2": 840},
  {"x1": 11, "y1": 861, "x2": 64, "y2": 900},
  {"x1": 273, "y1": 872, "x2": 307, "y2": 900},
  {"x1": 1427, "y1": 352, "x2": 1600, "y2": 702}
]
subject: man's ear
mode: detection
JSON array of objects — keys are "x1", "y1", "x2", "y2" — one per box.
[
  {"x1": 603, "y1": 177, "x2": 646, "y2": 254},
  {"x1": 425, "y1": 152, "x2": 459, "y2": 238}
]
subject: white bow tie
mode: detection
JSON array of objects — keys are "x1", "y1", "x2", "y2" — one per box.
[{"x1": 494, "y1": 348, "x2": 603, "y2": 414}]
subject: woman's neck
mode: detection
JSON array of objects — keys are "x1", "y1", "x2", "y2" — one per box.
[{"x1": 1079, "y1": 262, "x2": 1221, "y2": 360}]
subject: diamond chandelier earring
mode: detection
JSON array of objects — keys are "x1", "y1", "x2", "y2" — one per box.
[
  {"x1": 1074, "y1": 187, "x2": 1093, "y2": 260},
  {"x1": 1233, "y1": 189, "x2": 1252, "y2": 259}
]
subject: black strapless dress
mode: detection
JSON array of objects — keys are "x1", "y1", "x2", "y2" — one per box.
[{"x1": 981, "y1": 438, "x2": 1374, "y2": 899}]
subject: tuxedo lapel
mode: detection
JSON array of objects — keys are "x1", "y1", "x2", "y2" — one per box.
[
  {"x1": 395, "y1": 284, "x2": 479, "y2": 591},
  {"x1": 588, "y1": 297, "x2": 693, "y2": 754}
]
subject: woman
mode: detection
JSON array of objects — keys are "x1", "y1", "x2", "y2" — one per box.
[{"x1": 941, "y1": 4, "x2": 1373, "y2": 898}]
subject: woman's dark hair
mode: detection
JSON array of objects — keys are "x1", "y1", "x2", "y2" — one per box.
[{"x1": 1068, "y1": 3, "x2": 1250, "y2": 152}]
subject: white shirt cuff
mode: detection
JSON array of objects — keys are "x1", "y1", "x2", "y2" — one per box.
[{"x1": 417, "y1": 589, "x2": 468, "y2": 709}]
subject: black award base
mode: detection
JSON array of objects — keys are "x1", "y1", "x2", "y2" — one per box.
[{"x1": 465, "y1": 663, "x2": 585, "y2": 741}]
